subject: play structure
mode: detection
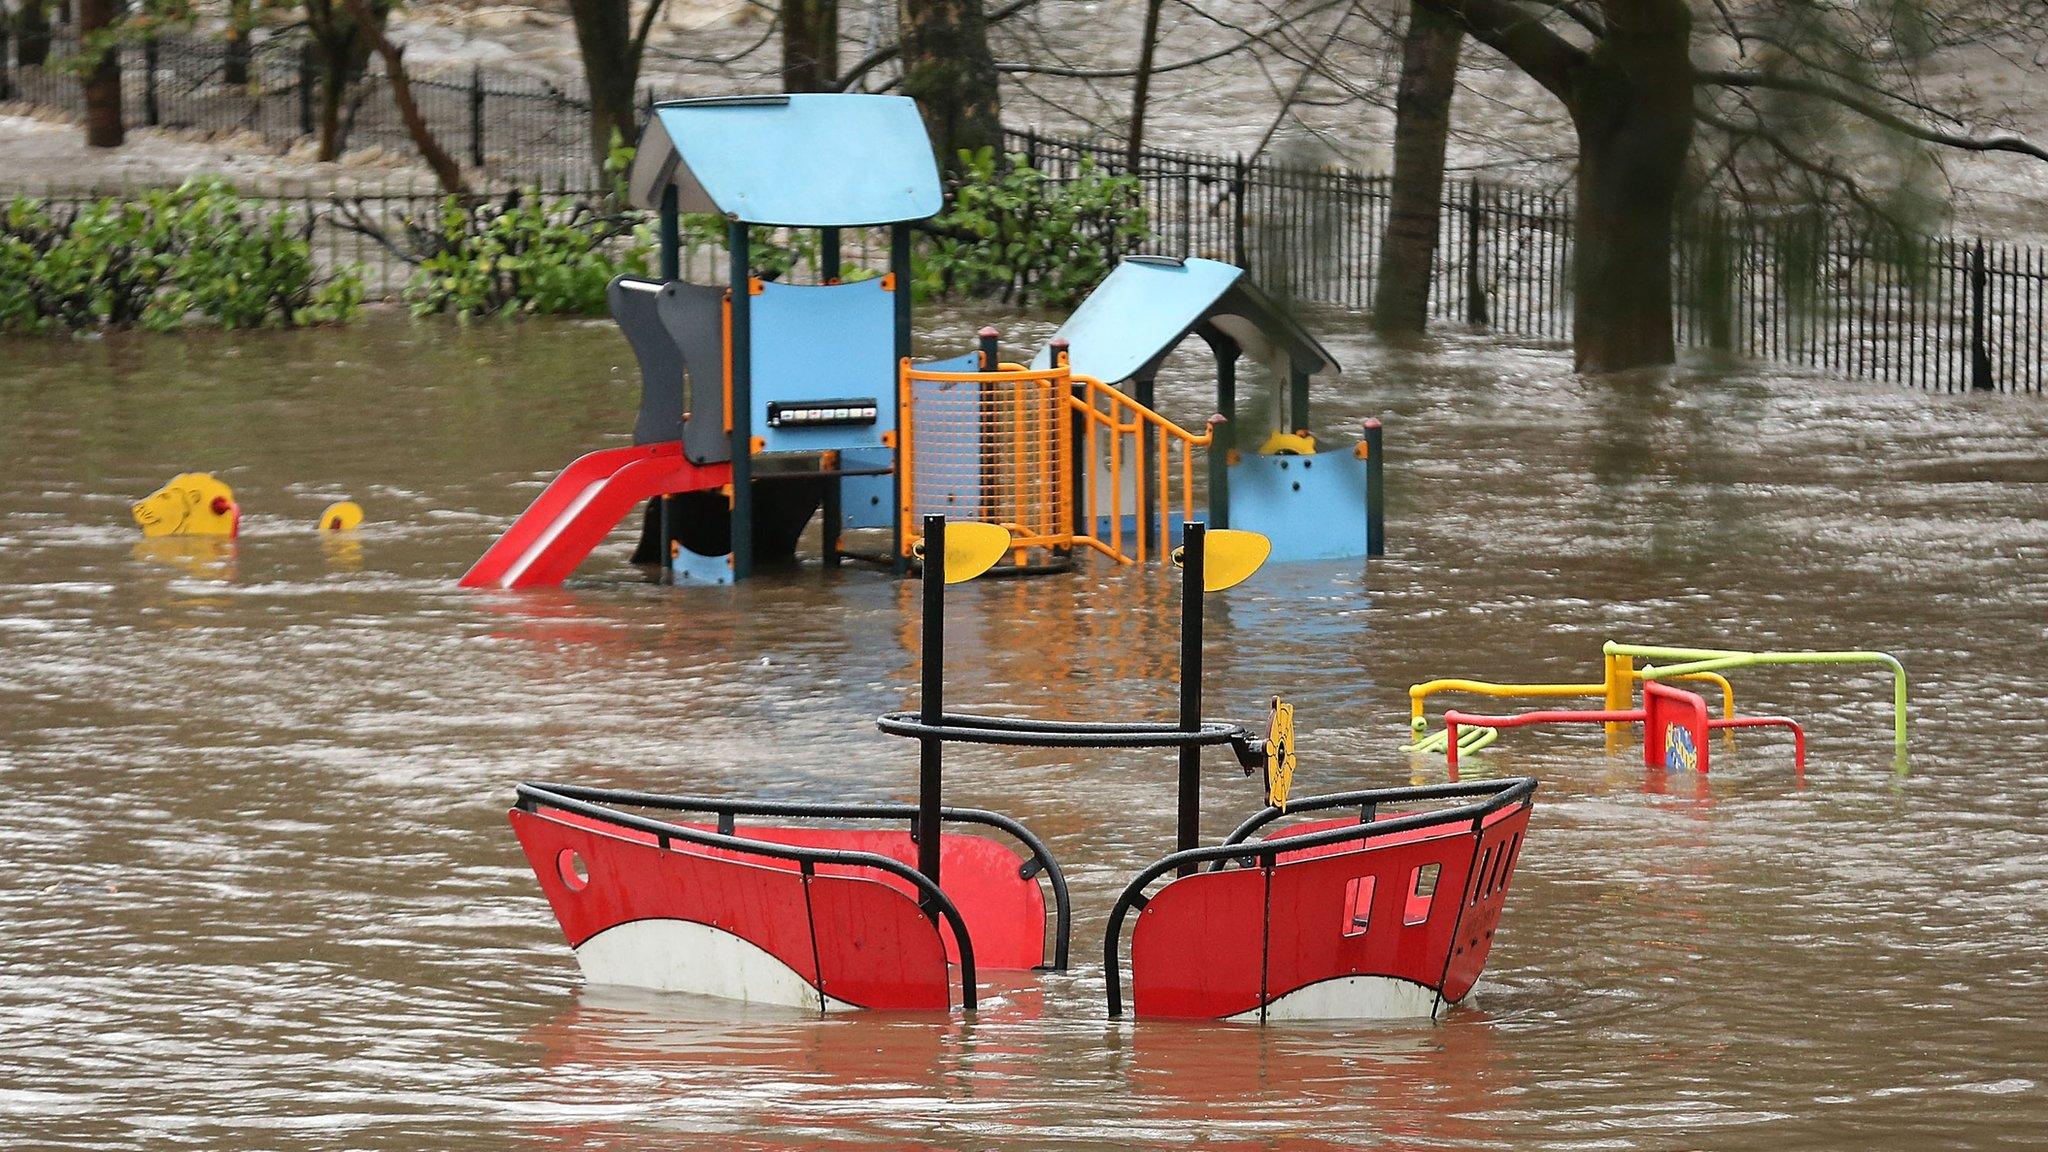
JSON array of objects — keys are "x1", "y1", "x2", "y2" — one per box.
[
  {"x1": 461, "y1": 93, "x2": 1383, "y2": 590},
  {"x1": 1407, "y1": 641, "x2": 1906, "y2": 769},
  {"x1": 509, "y1": 516, "x2": 1536, "y2": 1020},
  {"x1": 1442, "y1": 680, "x2": 1806, "y2": 775}
]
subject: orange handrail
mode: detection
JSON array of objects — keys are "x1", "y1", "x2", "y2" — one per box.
[{"x1": 896, "y1": 356, "x2": 1211, "y2": 567}]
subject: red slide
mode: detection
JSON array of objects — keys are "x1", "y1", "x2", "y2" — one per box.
[{"x1": 461, "y1": 442, "x2": 730, "y2": 590}]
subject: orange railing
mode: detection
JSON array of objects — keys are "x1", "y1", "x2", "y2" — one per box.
[
  {"x1": 1067, "y1": 367, "x2": 1212, "y2": 565},
  {"x1": 897, "y1": 355, "x2": 1212, "y2": 566}
]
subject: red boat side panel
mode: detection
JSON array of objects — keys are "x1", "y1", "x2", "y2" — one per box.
[
  {"x1": 720, "y1": 826, "x2": 1045, "y2": 971},
  {"x1": 805, "y1": 872, "x2": 954, "y2": 1011},
  {"x1": 522, "y1": 810, "x2": 1046, "y2": 970},
  {"x1": 508, "y1": 809, "x2": 953, "y2": 1012},
  {"x1": 1438, "y1": 803, "x2": 1532, "y2": 1002},
  {"x1": 1129, "y1": 798, "x2": 1538, "y2": 1020},
  {"x1": 1129, "y1": 867, "x2": 1269, "y2": 1019}
]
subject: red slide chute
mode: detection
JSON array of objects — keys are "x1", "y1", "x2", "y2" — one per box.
[{"x1": 461, "y1": 442, "x2": 729, "y2": 590}]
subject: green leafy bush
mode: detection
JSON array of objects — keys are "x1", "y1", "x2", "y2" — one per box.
[
  {"x1": 402, "y1": 190, "x2": 651, "y2": 319},
  {"x1": 0, "y1": 179, "x2": 363, "y2": 333},
  {"x1": 917, "y1": 149, "x2": 1150, "y2": 310}
]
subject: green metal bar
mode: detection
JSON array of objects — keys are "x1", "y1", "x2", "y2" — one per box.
[{"x1": 1604, "y1": 642, "x2": 1908, "y2": 754}]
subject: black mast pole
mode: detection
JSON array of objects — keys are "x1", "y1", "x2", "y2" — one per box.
[
  {"x1": 918, "y1": 514, "x2": 946, "y2": 897},
  {"x1": 1177, "y1": 521, "x2": 1204, "y2": 874}
]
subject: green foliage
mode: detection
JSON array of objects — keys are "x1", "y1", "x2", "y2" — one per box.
[
  {"x1": 916, "y1": 148, "x2": 1150, "y2": 310},
  {"x1": 0, "y1": 178, "x2": 363, "y2": 334},
  {"x1": 402, "y1": 189, "x2": 651, "y2": 319},
  {"x1": 677, "y1": 214, "x2": 818, "y2": 282}
]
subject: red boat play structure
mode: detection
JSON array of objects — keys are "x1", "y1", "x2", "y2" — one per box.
[{"x1": 509, "y1": 516, "x2": 1540, "y2": 1020}]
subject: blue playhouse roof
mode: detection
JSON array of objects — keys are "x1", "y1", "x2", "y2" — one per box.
[
  {"x1": 628, "y1": 94, "x2": 944, "y2": 227},
  {"x1": 1032, "y1": 257, "x2": 1340, "y2": 384}
]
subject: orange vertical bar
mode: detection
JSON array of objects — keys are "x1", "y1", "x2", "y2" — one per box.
[{"x1": 1157, "y1": 424, "x2": 1169, "y2": 556}]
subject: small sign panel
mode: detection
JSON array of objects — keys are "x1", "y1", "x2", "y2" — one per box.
[
  {"x1": 1266, "y1": 696, "x2": 1297, "y2": 810},
  {"x1": 1664, "y1": 722, "x2": 1699, "y2": 772}
]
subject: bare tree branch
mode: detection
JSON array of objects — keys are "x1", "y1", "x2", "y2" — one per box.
[{"x1": 1699, "y1": 68, "x2": 2048, "y2": 163}]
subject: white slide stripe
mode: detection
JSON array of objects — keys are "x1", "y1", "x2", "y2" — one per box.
[{"x1": 498, "y1": 479, "x2": 607, "y2": 589}]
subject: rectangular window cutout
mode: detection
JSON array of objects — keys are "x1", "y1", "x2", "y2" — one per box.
[
  {"x1": 1404, "y1": 863, "x2": 1440, "y2": 925},
  {"x1": 1342, "y1": 875, "x2": 1375, "y2": 937},
  {"x1": 1471, "y1": 845, "x2": 1496, "y2": 905}
]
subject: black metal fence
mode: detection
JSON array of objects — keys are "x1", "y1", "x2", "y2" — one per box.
[
  {"x1": 5, "y1": 30, "x2": 599, "y2": 185},
  {"x1": 1015, "y1": 127, "x2": 2040, "y2": 394},
  {"x1": 3, "y1": 27, "x2": 2041, "y2": 392}
]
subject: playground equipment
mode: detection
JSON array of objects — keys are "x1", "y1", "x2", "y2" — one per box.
[
  {"x1": 509, "y1": 516, "x2": 1536, "y2": 1021},
  {"x1": 462, "y1": 95, "x2": 1383, "y2": 590},
  {"x1": 1442, "y1": 680, "x2": 1806, "y2": 775},
  {"x1": 1404, "y1": 651, "x2": 1740, "y2": 757},
  {"x1": 1407, "y1": 641, "x2": 1906, "y2": 766},
  {"x1": 132, "y1": 473, "x2": 239, "y2": 538}
]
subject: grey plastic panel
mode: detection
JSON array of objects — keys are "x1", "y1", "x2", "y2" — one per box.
[
  {"x1": 610, "y1": 276, "x2": 686, "y2": 446},
  {"x1": 653, "y1": 281, "x2": 733, "y2": 465}
]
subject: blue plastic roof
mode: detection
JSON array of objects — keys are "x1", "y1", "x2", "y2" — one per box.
[
  {"x1": 628, "y1": 94, "x2": 943, "y2": 226},
  {"x1": 1031, "y1": 257, "x2": 1339, "y2": 384}
]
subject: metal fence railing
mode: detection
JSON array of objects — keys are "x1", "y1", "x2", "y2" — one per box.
[
  {"x1": 1014, "y1": 127, "x2": 2043, "y2": 394},
  {"x1": 2, "y1": 25, "x2": 2041, "y2": 392}
]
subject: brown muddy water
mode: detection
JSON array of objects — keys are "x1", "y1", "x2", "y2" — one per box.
[{"x1": 2, "y1": 310, "x2": 2045, "y2": 1150}]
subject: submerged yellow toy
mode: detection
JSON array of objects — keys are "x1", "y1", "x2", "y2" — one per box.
[
  {"x1": 319, "y1": 501, "x2": 364, "y2": 531},
  {"x1": 132, "y1": 474, "x2": 239, "y2": 538}
]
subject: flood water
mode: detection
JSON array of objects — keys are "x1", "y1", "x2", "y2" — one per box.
[{"x1": 2, "y1": 310, "x2": 2045, "y2": 1150}]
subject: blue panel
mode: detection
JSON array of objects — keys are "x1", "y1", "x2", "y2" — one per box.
[
  {"x1": 672, "y1": 543, "x2": 734, "y2": 585},
  {"x1": 1032, "y1": 257, "x2": 1243, "y2": 384},
  {"x1": 632, "y1": 94, "x2": 943, "y2": 225},
  {"x1": 839, "y1": 446, "x2": 895, "y2": 530},
  {"x1": 750, "y1": 279, "x2": 897, "y2": 455},
  {"x1": 906, "y1": 354, "x2": 984, "y2": 520},
  {"x1": 1227, "y1": 450, "x2": 1370, "y2": 562}
]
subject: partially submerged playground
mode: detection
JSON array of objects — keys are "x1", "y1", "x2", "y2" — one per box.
[
  {"x1": 459, "y1": 93, "x2": 1383, "y2": 592},
  {"x1": 450, "y1": 95, "x2": 1917, "y2": 1024}
]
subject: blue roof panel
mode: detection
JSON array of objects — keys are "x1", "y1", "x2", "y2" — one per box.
[
  {"x1": 1031, "y1": 257, "x2": 1244, "y2": 382},
  {"x1": 629, "y1": 94, "x2": 943, "y2": 226}
]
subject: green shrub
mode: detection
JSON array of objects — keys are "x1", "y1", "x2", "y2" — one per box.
[
  {"x1": 917, "y1": 149, "x2": 1151, "y2": 310},
  {"x1": 402, "y1": 190, "x2": 651, "y2": 319},
  {"x1": 0, "y1": 179, "x2": 363, "y2": 333}
]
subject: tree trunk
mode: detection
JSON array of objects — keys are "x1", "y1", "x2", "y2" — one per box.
[
  {"x1": 345, "y1": 0, "x2": 469, "y2": 193},
  {"x1": 16, "y1": 0, "x2": 52, "y2": 67},
  {"x1": 897, "y1": 0, "x2": 1000, "y2": 167},
  {"x1": 1126, "y1": 0, "x2": 1165, "y2": 169},
  {"x1": 306, "y1": 0, "x2": 383, "y2": 161},
  {"x1": 1566, "y1": 4, "x2": 1695, "y2": 373},
  {"x1": 1372, "y1": 3, "x2": 1461, "y2": 334},
  {"x1": 568, "y1": 0, "x2": 639, "y2": 171},
  {"x1": 78, "y1": 0, "x2": 121, "y2": 148},
  {"x1": 223, "y1": 0, "x2": 253, "y2": 85},
  {"x1": 781, "y1": 0, "x2": 836, "y2": 92}
]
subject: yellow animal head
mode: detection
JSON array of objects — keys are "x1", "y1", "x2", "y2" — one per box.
[
  {"x1": 132, "y1": 473, "x2": 240, "y2": 538},
  {"x1": 1257, "y1": 430, "x2": 1319, "y2": 456}
]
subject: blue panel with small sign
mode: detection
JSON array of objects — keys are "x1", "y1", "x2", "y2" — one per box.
[
  {"x1": 1226, "y1": 450, "x2": 1370, "y2": 562},
  {"x1": 751, "y1": 279, "x2": 898, "y2": 455}
]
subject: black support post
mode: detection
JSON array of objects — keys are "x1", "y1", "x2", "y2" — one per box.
[
  {"x1": 821, "y1": 226, "x2": 841, "y2": 282},
  {"x1": 1204, "y1": 334, "x2": 1238, "y2": 528},
  {"x1": 1363, "y1": 418, "x2": 1384, "y2": 558},
  {"x1": 890, "y1": 223, "x2": 914, "y2": 575},
  {"x1": 1288, "y1": 366, "x2": 1310, "y2": 437},
  {"x1": 659, "y1": 186, "x2": 680, "y2": 281},
  {"x1": 1176, "y1": 522, "x2": 1205, "y2": 874},
  {"x1": 918, "y1": 515, "x2": 947, "y2": 897},
  {"x1": 729, "y1": 221, "x2": 755, "y2": 581}
]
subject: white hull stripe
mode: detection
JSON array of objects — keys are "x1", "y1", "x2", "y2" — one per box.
[
  {"x1": 1225, "y1": 975, "x2": 1447, "y2": 1023},
  {"x1": 573, "y1": 918, "x2": 857, "y2": 1012}
]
